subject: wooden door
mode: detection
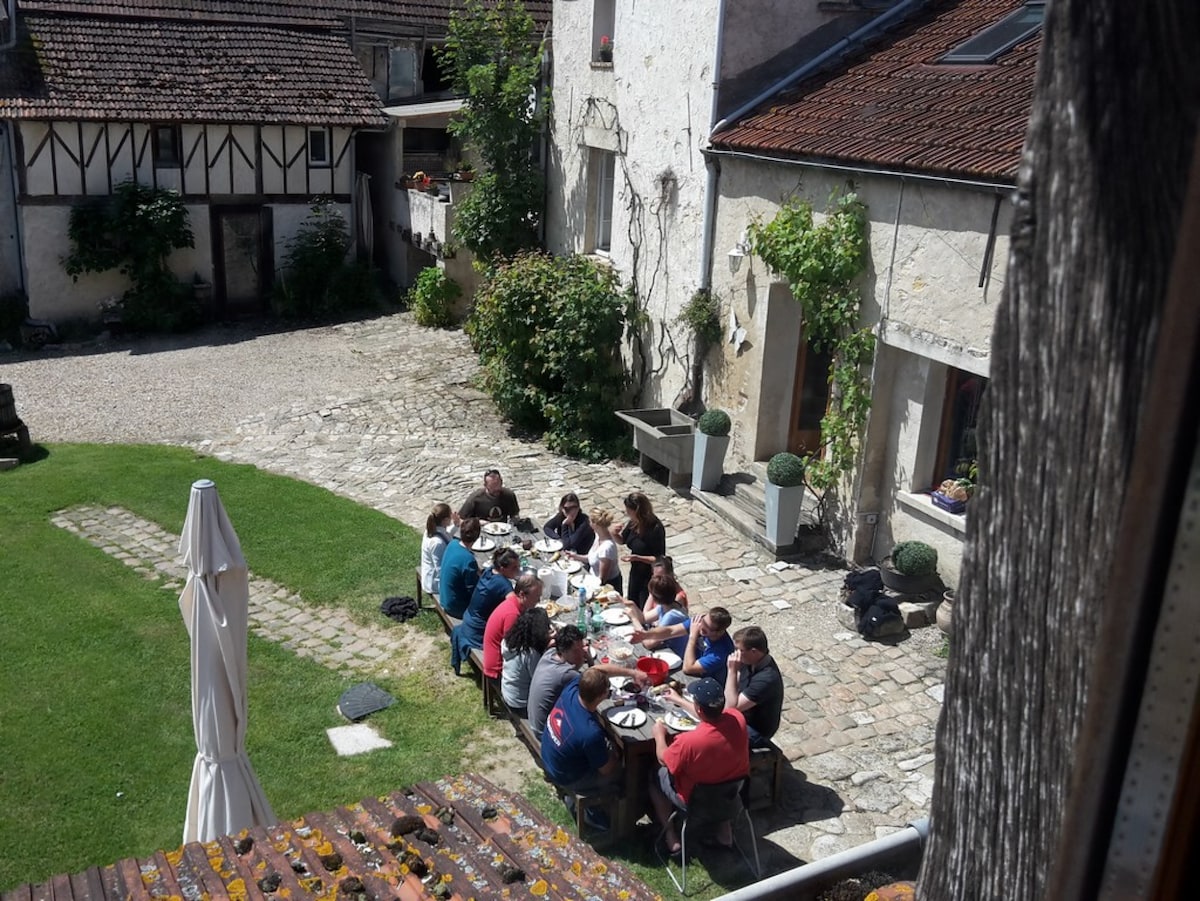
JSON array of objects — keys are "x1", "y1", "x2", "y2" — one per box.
[
  {"x1": 787, "y1": 338, "x2": 833, "y2": 456},
  {"x1": 213, "y1": 206, "x2": 272, "y2": 316}
]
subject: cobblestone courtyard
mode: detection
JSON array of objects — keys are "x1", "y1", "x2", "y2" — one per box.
[{"x1": 4, "y1": 313, "x2": 946, "y2": 865}]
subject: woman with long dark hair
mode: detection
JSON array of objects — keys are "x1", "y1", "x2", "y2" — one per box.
[
  {"x1": 542, "y1": 491, "x2": 595, "y2": 555},
  {"x1": 501, "y1": 607, "x2": 552, "y2": 718},
  {"x1": 613, "y1": 491, "x2": 666, "y2": 605}
]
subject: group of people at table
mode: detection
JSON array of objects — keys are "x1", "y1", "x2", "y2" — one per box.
[{"x1": 420, "y1": 470, "x2": 784, "y2": 852}]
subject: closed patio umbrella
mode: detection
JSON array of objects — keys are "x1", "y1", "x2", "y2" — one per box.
[{"x1": 180, "y1": 478, "x2": 275, "y2": 843}]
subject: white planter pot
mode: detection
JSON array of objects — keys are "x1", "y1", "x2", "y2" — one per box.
[
  {"x1": 765, "y1": 481, "x2": 804, "y2": 546},
  {"x1": 691, "y1": 433, "x2": 730, "y2": 491}
]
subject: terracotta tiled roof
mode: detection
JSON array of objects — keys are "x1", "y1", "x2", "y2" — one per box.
[
  {"x1": 711, "y1": 0, "x2": 1039, "y2": 182},
  {"x1": 16, "y1": 0, "x2": 553, "y2": 30},
  {"x1": 0, "y1": 15, "x2": 389, "y2": 125},
  {"x1": 0, "y1": 775, "x2": 656, "y2": 901}
]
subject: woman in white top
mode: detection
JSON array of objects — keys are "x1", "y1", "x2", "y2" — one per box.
[
  {"x1": 570, "y1": 507, "x2": 623, "y2": 594},
  {"x1": 420, "y1": 503, "x2": 455, "y2": 595},
  {"x1": 501, "y1": 607, "x2": 552, "y2": 718}
]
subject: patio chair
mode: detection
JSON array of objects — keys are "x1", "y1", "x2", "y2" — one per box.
[{"x1": 656, "y1": 777, "x2": 761, "y2": 894}]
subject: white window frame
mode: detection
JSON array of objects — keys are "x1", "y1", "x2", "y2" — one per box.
[
  {"x1": 591, "y1": 149, "x2": 616, "y2": 254},
  {"x1": 308, "y1": 127, "x2": 330, "y2": 168}
]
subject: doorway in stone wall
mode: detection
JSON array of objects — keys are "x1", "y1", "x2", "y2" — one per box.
[
  {"x1": 212, "y1": 206, "x2": 273, "y2": 317},
  {"x1": 787, "y1": 337, "x2": 832, "y2": 456}
]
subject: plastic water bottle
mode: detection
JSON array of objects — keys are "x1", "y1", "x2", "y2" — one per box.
[{"x1": 577, "y1": 586, "x2": 588, "y2": 632}]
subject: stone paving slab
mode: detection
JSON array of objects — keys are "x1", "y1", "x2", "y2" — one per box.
[
  {"x1": 52, "y1": 505, "x2": 416, "y2": 676},
  {"x1": 19, "y1": 314, "x2": 947, "y2": 864}
]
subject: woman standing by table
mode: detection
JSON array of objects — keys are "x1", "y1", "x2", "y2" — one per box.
[
  {"x1": 614, "y1": 491, "x2": 666, "y2": 606},
  {"x1": 571, "y1": 508, "x2": 623, "y2": 595}
]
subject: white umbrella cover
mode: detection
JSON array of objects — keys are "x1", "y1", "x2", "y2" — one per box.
[{"x1": 180, "y1": 479, "x2": 275, "y2": 843}]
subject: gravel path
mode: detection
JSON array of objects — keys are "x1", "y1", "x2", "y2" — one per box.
[{"x1": 2, "y1": 321, "x2": 381, "y2": 444}]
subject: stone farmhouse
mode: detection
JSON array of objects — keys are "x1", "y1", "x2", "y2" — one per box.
[
  {"x1": 0, "y1": 0, "x2": 549, "y2": 321},
  {"x1": 546, "y1": 0, "x2": 1040, "y2": 586}
]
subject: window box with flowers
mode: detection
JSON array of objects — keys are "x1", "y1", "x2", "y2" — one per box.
[{"x1": 596, "y1": 35, "x2": 613, "y2": 63}]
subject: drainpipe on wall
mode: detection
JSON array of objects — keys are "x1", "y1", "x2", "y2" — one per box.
[
  {"x1": 698, "y1": 0, "x2": 931, "y2": 291},
  {"x1": 696, "y1": 0, "x2": 730, "y2": 292},
  {"x1": 3, "y1": 123, "x2": 27, "y2": 294},
  {"x1": 2, "y1": 0, "x2": 15, "y2": 51}
]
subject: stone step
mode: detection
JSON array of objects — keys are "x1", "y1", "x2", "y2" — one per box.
[{"x1": 690, "y1": 461, "x2": 823, "y2": 560}]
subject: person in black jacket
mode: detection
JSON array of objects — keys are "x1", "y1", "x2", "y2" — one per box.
[
  {"x1": 542, "y1": 491, "x2": 595, "y2": 555},
  {"x1": 614, "y1": 491, "x2": 666, "y2": 605}
]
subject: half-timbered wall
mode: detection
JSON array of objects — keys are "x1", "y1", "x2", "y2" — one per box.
[
  {"x1": 17, "y1": 121, "x2": 355, "y2": 198},
  {"x1": 0, "y1": 124, "x2": 21, "y2": 296}
]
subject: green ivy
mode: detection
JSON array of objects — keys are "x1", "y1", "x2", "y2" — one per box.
[
  {"x1": 408, "y1": 267, "x2": 462, "y2": 328},
  {"x1": 466, "y1": 252, "x2": 638, "y2": 460},
  {"x1": 439, "y1": 0, "x2": 547, "y2": 260},
  {"x1": 749, "y1": 192, "x2": 873, "y2": 491},
  {"x1": 676, "y1": 288, "x2": 723, "y2": 348},
  {"x1": 62, "y1": 180, "x2": 199, "y2": 333}
]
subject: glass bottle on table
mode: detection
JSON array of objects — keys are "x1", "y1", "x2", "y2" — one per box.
[{"x1": 577, "y1": 587, "x2": 588, "y2": 632}]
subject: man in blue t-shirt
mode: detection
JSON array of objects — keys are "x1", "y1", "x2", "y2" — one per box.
[
  {"x1": 632, "y1": 606, "x2": 735, "y2": 679},
  {"x1": 540, "y1": 668, "x2": 619, "y2": 793}
]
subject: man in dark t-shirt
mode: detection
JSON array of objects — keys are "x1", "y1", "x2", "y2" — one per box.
[
  {"x1": 459, "y1": 468, "x2": 520, "y2": 521},
  {"x1": 723, "y1": 626, "x2": 783, "y2": 747}
]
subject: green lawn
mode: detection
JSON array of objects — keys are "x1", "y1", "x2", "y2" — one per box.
[
  {"x1": 0, "y1": 444, "x2": 735, "y2": 898},
  {"x1": 0, "y1": 444, "x2": 474, "y2": 889}
]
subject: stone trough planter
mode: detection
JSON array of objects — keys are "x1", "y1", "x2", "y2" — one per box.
[{"x1": 615, "y1": 408, "x2": 695, "y2": 489}]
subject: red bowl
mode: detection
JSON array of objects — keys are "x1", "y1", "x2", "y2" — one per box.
[{"x1": 636, "y1": 656, "x2": 669, "y2": 686}]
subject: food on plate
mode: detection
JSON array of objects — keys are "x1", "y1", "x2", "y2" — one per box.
[
  {"x1": 543, "y1": 601, "x2": 562, "y2": 618},
  {"x1": 611, "y1": 646, "x2": 633, "y2": 660},
  {"x1": 665, "y1": 710, "x2": 698, "y2": 731}
]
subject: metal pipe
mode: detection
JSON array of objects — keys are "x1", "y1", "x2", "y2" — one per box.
[
  {"x1": 696, "y1": 0, "x2": 730, "y2": 290},
  {"x1": 3, "y1": 123, "x2": 26, "y2": 294},
  {"x1": 714, "y1": 818, "x2": 929, "y2": 901},
  {"x1": 705, "y1": 146, "x2": 1014, "y2": 194},
  {"x1": 709, "y1": 0, "x2": 929, "y2": 140}
]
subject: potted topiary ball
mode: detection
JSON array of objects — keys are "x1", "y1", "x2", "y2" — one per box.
[
  {"x1": 764, "y1": 451, "x2": 806, "y2": 547},
  {"x1": 881, "y1": 539, "x2": 944, "y2": 594},
  {"x1": 692, "y1": 408, "x2": 732, "y2": 492}
]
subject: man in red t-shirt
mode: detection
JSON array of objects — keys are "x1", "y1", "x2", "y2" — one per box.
[
  {"x1": 482, "y1": 572, "x2": 542, "y2": 678},
  {"x1": 649, "y1": 677, "x2": 749, "y2": 855}
]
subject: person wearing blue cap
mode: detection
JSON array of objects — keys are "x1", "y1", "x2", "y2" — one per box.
[{"x1": 648, "y1": 676, "x2": 749, "y2": 855}]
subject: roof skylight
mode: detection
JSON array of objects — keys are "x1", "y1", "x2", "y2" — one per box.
[{"x1": 941, "y1": 1, "x2": 1044, "y2": 64}]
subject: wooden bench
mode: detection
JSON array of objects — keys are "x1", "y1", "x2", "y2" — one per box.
[
  {"x1": 747, "y1": 741, "x2": 784, "y2": 810},
  {"x1": 414, "y1": 565, "x2": 426, "y2": 609},
  {"x1": 512, "y1": 715, "x2": 616, "y2": 844}
]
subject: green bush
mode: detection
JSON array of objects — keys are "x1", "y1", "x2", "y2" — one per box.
[
  {"x1": 766, "y1": 452, "x2": 806, "y2": 487},
  {"x1": 893, "y1": 540, "x2": 938, "y2": 576},
  {"x1": 273, "y1": 201, "x2": 355, "y2": 319},
  {"x1": 408, "y1": 267, "x2": 461, "y2": 328},
  {"x1": 697, "y1": 408, "x2": 731, "y2": 437},
  {"x1": 466, "y1": 251, "x2": 638, "y2": 461},
  {"x1": 62, "y1": 180, "x2": 197, "y2": 334}
]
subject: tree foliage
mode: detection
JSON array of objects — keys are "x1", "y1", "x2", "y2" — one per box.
[
  {"x1": 749, "y1": 192, "x2": 872, "y2": 491},
  {"x1": 63, "y1": 180, "x2": 199, "y2": 332},
  {"x1": 466, "y1": 252, "x2": 638, "y2": 460},
  {"x1": 439, "y1": 0, "x2": 546, "y2": 259},
  {"x1": 407, "y1": 267, "x2": 461, "y2": 328}
]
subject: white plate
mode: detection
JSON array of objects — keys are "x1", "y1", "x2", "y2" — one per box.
[
  {"x1": 556, "y1": 559, "x2": 583, "y2": 574},
  {"x1": 569, "y1": 572, "x2": 601, "y2": 593},
  {"x1": 534, "y1": 538, "x2": 563, "y2": 554},
  {"x1": 471, "y1": 537, "x2": 496, "y2": 552},
  {"x1": 652, "y1": 649, "x2": 682, "y2": 670},
  {"x1": 664, "y1": 710, "x2": 698, "y2": 732},
  {"x1": 610, "y1": 624, "x2": 635, "y2": 640},
  {"x1": 608, "y1": 675, "x2": 633, "y2": 691},
  {"x1": 601, "y1": 608, "x2": 631, "y2": 626},
  {"x1": 482, "y1": 521, "x2": 513, "y2": 536},
  {"x1": 606, "y1": 706, "x2": 647, "y2": 729}
]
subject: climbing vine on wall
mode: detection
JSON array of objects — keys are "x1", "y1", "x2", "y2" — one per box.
[{"x1": 749, "y1": 191, "x2": 873, "y2": 491}]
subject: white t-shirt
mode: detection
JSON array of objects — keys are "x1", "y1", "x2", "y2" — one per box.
[
  {"x1": 420, "y1": 528, "x2": 452, "y2": 594},
  {"x1": 588, "y1": 536, "x2": 618, "y2": 583}
]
